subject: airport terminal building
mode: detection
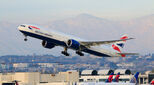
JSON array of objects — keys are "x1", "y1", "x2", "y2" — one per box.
[{"x1": 0, "y1": 69, "x2": 153, "y2": 85}]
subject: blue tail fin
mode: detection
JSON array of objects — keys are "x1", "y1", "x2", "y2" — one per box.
[
  {"x1": 113, "y1": 72, "x2": 120, "y2": 82},
  {"x1": 130, "y1": 72, "x2": 139, "y2": 84}
]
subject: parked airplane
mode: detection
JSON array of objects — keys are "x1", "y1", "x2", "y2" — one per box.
[
  {"x1": 110, "y1": 72, "x2": 139, "y2": 85},
  {"x1": 112, "y1": 72, "x2": 120, "y2": 82},
  {"x1": 18, "y1": 24, "x2": 137, "y2": 57},
  {"x1": 78, "y1": 72, "x2": 140, "y2": 85}
]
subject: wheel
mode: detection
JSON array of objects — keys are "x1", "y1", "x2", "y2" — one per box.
[
  {"x1": 24, "y1": 38, "x2": 27, "y2": 41},
  {"x1": 80, "y1": 53, "x2": 84, "y2": 56},
  {"x1": 76, "y1": 51, "x2": 84, "y2": 56},
  {"x1": 61, "y1": 51, "x2": 70, "y2": 56},
  {"x1": 65, "y1": 53, "x2": 70, "y2": 56}
]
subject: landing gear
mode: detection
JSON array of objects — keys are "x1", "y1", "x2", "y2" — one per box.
[
  {"x1": 24, "y1": 38, "x2": 27, "y2": 41},
  {"x1": 24, "y1": 35, "x2": 27, "y2": 41},
  {"x1": 61, "y1": 51, "x2": 70, "y2": 56},
  {"x1": 76, "y1": 51, "x2": 84, "y2": 56},
  {"x1": 61, "y1": 47, "x2": 70, "y2": 56}
]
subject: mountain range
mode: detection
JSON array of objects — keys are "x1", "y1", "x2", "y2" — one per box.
[{"x1": 0, "y1": 14, "x2": 154, "y2": 55}]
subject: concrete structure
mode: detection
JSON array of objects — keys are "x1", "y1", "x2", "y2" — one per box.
[
  {"x1": 138, "y1": 71, "x2": 154, "y2": 84},
  {"x1": 81, "y1": 70, "x2": 97, "y2": 76},
  {"x1": 114, "y1": 69, "x2": 131, "y2": 75},
  {"x1": 40, "y1": 71, "x2": 79, "y2": 83},
  {"x1": 38, "y1": 63, "x2": 54, "y2": 68},
  {"x1": 0, "y1": 72, "x2": 40, "y2": 85},
  {"x1": 13, "y1": 63, "x2": 28, "y2": 68},
  {"x1": 97, "y1": 69, "x2": 113, "y2": 75},
  {"x1": 0, "y1": 70, "x2": 153, "y2": 85},
  {"x1": 0, "y1": 71, "x2": 79, "y2": 85}
]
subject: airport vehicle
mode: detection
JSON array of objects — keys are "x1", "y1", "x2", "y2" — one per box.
[
  {"x1": 18, "y1": 24, "x2": 137, "y2": 57},
  {"x1": 112, "y1": 72, "x2": 120, "y2": 82}
]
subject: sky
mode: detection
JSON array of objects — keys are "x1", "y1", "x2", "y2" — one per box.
[{"x1": 1, "y1": 0, "x2": 154, "y2": 22}]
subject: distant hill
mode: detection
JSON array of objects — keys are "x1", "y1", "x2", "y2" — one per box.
[
  {"x1": 0, "y1": 14, "x2": 154, "y2": 55},
  {"x1": 0, "y1": 54, "x2": 153, "y2": 72},
  {"x1": 45, "y1": 14, "x2": 154, "y2": 54}
]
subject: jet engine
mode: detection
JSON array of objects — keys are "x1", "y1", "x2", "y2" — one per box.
[
  {"x1": 67, "y1": 39, "x2": 80, "y2": 50},
  {"x1": 42, "y1": 41, "x2": 55, "y2": 49}
]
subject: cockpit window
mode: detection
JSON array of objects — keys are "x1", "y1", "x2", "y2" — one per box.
[{"x1": 20, "y1": 25, "x2": 26, "y2": 27}]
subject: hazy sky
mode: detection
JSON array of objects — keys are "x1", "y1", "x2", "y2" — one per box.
[{"x1": 1, "y1": 0, "x2": 154, "y2": 22}]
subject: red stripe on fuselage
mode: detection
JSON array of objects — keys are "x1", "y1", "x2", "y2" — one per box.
[{"x1": 29, "y1": 26, "x2": 40, "y2": 30}]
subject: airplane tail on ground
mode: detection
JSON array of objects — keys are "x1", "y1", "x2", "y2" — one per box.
[
  {"x1": 113, "y1": 72, "x2": 120, "y2": 82},
  {"x1": 129, "y1": 72, "x2": 139, "y2": 84},
  {"x1": 105, "y1": 72, "x2": 114, "y2": 83}
]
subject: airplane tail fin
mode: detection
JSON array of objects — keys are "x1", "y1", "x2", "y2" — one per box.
[
  {"x1": 129, "y1": 72, "x2": 139, "y2": 84},
  {"x1": 112, "y1": 34, "x2": 128, "y2": 57},
  {"x1": 105, "y1": 72, "x2": 114, "y2": 83},
  {"x1": 113, "y1": 72, "x2": 120, "y2": 82}
]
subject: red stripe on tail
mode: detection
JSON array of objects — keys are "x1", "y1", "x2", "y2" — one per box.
[{"x1": 112, "y1": 44, "x2": 121, "y2": 53}]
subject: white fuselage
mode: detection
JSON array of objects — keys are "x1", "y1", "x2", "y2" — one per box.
[{"x1": 18, "y1": 24, "x2": 121, "y2": 57}]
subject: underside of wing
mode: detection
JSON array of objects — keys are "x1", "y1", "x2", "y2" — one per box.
[
  {"x1": 80, "y1": 38, "x2": 134, "y2": 47},
  {"x1": 117, "y1": 53, "x2": 139, "y2": 55}
]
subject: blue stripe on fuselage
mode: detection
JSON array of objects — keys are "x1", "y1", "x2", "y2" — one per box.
[
  {"x1": 20, "y1": 30, "x2": 110, "y2": 57},
  {"x1": 20, "y1": 30, "x2": 66, "y2": 46}
]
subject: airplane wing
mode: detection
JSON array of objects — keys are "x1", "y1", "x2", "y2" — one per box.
[
  {"x1": 80, "y1": 38, "x2": 134, "y2": 47},
  {"x1": 117, "y1": 53, "x2": 139, "y2": 55}
]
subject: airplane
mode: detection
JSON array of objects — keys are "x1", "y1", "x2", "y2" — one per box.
[
  {"x1": 18, "y1": 24, "x2": 138, "y2": 57},
  {"x1": 110, "y1": 72, "x2": 139, "y2": 85},
  {"x1": 78, "y1": 72, "x2": 140, "y2": 85},
  {"x1": 112, "y1": 72, "x2": 120, "y2": 82},
  {"x1": 105, "y1": 72, "x2": 114, "y2": 83}
]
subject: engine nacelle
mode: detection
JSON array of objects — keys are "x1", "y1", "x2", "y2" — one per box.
[
  {"x1": 67, "y1": 39, "x2": 80, "y2": 50},
  {"x1": 42, "y1": 41, "x2": 55, "y2": 49}
]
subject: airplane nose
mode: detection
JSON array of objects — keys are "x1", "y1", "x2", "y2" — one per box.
[{"x1": 18, "y1": 24, "x2": 26, "y2": 30}]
